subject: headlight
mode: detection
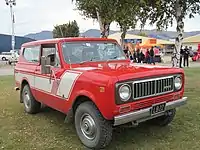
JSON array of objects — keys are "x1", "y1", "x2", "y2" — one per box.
[
  {"x1": 119, "y1": 84, "x2": 131, "y2": 101},
  {"x1": 174, "y1": 76, "x2": 182, "y2": 90}
]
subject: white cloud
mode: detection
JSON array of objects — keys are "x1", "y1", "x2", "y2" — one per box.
[{"x1": 0, "y1": 0, "x2": 200, "y2": 36}]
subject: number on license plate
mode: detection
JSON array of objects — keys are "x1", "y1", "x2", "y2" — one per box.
[{"x1": 151, "y1": 103, "x2": 166, "y2": 115}]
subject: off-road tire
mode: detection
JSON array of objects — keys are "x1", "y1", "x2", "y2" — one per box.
[
  {"x1": 150, "y1": 109, "x2": 176, "y2": 126},
  {"x1": 75, "y1": 101, "x2": 113, "y2": 149},
  {"x1": 21, "y1": 84, "x2": 41, "y2": 114}
]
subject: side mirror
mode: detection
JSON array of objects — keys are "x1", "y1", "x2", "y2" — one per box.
[{"x1": 41, "y1": 56, "x2": 51, "y2": 74}]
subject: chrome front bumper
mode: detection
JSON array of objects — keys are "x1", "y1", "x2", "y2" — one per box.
[{"x1": 114, "y1": 97, "x2": 187, "y2": 126}]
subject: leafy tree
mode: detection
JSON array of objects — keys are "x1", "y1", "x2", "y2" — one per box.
[
  {"x1": 53, "y1": 20, "x2": 80, "y2": 38},
  {"x1": 73, "y1": 0, "x2": 149, "y2": 46},
  {"x1": 72, "y1": 0, "x2": 117, "y2": 38},
  {"x1": 147, "y1": 0, "x2": 200, "y2": 67},
  {"x1": 114, "y1": 1, "x2": 138, "y2": 46}
]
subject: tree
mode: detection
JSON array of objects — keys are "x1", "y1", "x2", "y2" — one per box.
[
  {"x1": 53, "y1": 20, "x2": 80, "y2": 38},
  {"x1": 147, "y1": 0, "x2": 200, "y2": 67},
  {"x1": 137, "y1": 32, "x2": 148, "y2": 37},
  {"x1": 72, "y1": 0, "x2": 117, "y2": 38},
  {"x1": 114, "y1": 0, "x2": 139, "y2": 46},
  {"x1": 73, "y1": 0, "x2": 149, "y2": 46}
]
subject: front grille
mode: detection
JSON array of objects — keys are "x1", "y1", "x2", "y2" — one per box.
[{"x1": 133, "y1": 76, "x2": 174, "y2": 100}]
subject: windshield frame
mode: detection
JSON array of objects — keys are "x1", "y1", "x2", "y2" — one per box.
[{"x1": 61, "y1": 41, "x2": 127, "y2": 65}]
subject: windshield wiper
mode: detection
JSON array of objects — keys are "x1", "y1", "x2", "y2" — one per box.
[{"x1": 106, "y1": 56, "x2": 118, "y2": 61}]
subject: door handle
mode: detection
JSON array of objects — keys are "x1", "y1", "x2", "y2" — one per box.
[{"x1": 35, "y1": 68, "x2": 40, "y2": 71}]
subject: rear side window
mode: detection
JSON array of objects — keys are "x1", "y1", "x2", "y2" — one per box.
[{"x1": 23, "y1": 46, "x2": 40, "y2": 63}]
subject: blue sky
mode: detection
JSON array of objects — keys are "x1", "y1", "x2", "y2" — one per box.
[{"x1": 1, "y1": 0, "x2": 200, "y2": 36}]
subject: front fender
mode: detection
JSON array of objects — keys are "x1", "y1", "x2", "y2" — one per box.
[{"x1": 69, "y1": 88, "x2": 115, "y2": 120}]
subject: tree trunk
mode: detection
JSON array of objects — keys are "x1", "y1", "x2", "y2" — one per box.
[
  {"x1": 173, "y1": 0, "x2": 184, "y2": 68},
  {"x1": 120, "y1": 26, "x2": 127, "y2": 47},
  {"x1": 96, "y1": 8, "x2": 110, "y2": 38}
]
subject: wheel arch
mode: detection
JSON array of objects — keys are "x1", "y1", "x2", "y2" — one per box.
[{"x1": 72, "y1": 95, "x2": 97, "y2": 115}]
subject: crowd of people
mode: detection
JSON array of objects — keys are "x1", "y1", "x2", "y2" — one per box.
[
  {"x1": 123, "y1": 43, "x2": 157, "y2": 65},
  {"x1": 123, "y1": 43, "x2": 193, "y2": 68}
]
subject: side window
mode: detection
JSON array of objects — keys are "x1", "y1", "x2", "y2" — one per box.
[
  {"x1": 23, "y1": 46, "x2": 40, "y2": 63},
  {"x1": 42, "y1": 44, "x2": 60, "y2": 67}
]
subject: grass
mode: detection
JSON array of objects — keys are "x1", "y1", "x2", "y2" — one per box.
[{"x1": 0, "y1": 68, "x2": 200, "y2": 150}]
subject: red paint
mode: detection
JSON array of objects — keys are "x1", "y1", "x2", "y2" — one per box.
[
  {"x1": 192, "y1": 50, "x2": 200, "y2": 61},
  {"x1": 15, "y1": 37, "x2": 186, "y2": 120}
]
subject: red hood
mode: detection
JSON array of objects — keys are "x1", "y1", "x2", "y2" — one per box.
[{"x1": 71, "y1": 61, "x2": 184, "y2": 82}]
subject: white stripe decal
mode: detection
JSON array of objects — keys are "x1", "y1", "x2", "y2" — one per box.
[
  {"x1": 56, "y1": 71, "x2": 82, "y2": 99},
  {"x1": 35, "y1": 76, "x2": 53, "y2": 93},
  {"x1": 15, "y1": 72, "x2": 34, "y2": 87},
  {"x1": 16, "y1": 71, "x2": 82, "y2": 100}
]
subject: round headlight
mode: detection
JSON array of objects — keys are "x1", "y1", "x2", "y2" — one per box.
[
  {"x1": 119, "y1": 84, "x2": 131, "y2": 101},
  {"x1": 174, "y1": 76, "x2": 182, "y2": 90}
]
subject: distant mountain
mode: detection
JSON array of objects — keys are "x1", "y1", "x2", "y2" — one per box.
[
  {"x1": 25, "y1": 31, "x2": 53, "y2": 40},
  {"x1": 0, "y1": 34, "x2": 35, "y2": 53},
  {"x1": 81, "y1": 29, "x2": 118, "y2": 37},
  {"x1": 24, "y1": 29, "x2": 200, "y2": 41}
]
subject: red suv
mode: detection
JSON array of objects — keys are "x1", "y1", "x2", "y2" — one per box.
[{"x1": 14, "y1": 38, "x2": 187, "y2": 149}]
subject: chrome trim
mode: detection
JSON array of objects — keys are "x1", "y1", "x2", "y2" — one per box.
[
  {"x1": 132, "y1": 76, "x2": 174, "y2": 84},
  {"x1": 114, "y1": 97, "x2": 187, "y2": 126},
  {"x1": 133, "y1": 76, "x2": 174, "y2": 100}
]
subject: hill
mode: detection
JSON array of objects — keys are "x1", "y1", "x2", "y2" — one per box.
[
  {"x1": 25, "y1": 31, "x2": 53, "y2": 40},
  {"x1": 0, "y1": 34, "x2": 35, "y2": 53},
  {"x1": 24, "y1": 29, "x2": 200, "y2": 41}
]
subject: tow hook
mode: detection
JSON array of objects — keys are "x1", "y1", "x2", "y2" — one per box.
[{"x1": 14, "y1": 87, "x2": 19, "y2": 91}]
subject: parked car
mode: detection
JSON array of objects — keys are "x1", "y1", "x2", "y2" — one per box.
[
  {"x1": 14, "y1": 38, "x2": 187, "y2": 149},
  {"x1": 0, "y1": 52, "x2": 12, "y2": 61},
  {"x1": 8, "y1": 51, "x2": 19, "y2": 65}
]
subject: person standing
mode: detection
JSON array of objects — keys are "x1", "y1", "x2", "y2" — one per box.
[
  {"x1": 145, "y1": 49, "x2": 150, "y2": 64},
  {"x1": 183, "y1": 46, "x2": 189, "y2": 67},
  {"x1": 140, "y1": 50, "x2": 145, "y2": 64},
  {"x1": 136, "y1": 49, "x2": 140, "y2": 63},
  {"x1": 149, "y1": 46, "x2": 155, "y2": 65},
  {"x1": 179, "y1": 46, "x2": 184, "y2": 68}
]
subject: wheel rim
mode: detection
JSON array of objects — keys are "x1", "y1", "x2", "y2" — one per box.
[
  {"x1": 23, "y1": 90, "x2": 31, "y2": 109},
  {"x1": 80, "y1": 113, "x2": 97, "y2": 140}
]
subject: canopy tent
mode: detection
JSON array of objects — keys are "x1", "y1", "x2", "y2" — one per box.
[
  {"x1": 139, "y1": 38, "x2": 174, "y2": 48},
  {"x1": 108, "y1": 32, "x2": 174, "y2": 46},
  {"x1": 183, "y1": 34, "x2": 200, "y2": 43},
  {"x1": 108, "y1": 32, "x2": 150, "y2": 44}
]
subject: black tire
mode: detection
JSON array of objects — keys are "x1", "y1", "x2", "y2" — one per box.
[
  {"x1": 2, "y1": 57, "x2": 6, "y2": 61},
  {"x1": 150, "y1": 109, "x2": 176, "y2": 126},
  {"x1": 8, "y1": 61, "x2": 12, "y2": 65},
  {"x1": 75, "y1": 101, "x2": 113, "y2": 149},
  {"x1": 21, "y1": 84, "x2": 41, "y2": 114}
]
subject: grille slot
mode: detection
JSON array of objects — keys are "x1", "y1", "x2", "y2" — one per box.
[{"x1": 133, "y1": 76, "x2": 174, "y2": 100}]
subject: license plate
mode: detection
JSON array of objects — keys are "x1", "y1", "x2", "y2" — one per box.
[{"x1": 151, "y1": 103, "x2": 166, "y2": 115}]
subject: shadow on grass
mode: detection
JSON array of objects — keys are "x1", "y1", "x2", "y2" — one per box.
[{"x1": 35, "y1": 106, "x2": 173, "y2": 150}]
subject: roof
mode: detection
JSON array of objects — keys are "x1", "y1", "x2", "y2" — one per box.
[
  {"x1": 108, "y1": 32, "x2": 150, "y2": 44},
  {"x1": 156, "y1": 39, "x2": 174, "y2": 45},
  {"x1": 22, "y1": 37, "x2": 117, "y2": 47},
  {"x1": 183, "y1": 34, "x2": 200, "y2": 43},
  {"x1": 108, "y1": 32, "x2": 174, "y2": 45}
]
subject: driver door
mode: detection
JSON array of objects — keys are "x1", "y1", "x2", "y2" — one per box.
[{"x1": 34, "y1": 43, "x2": 65, "y2": 111}]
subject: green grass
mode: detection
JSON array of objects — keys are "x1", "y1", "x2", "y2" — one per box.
[{"x1": 0, "y1": 68, "x2": 200, "y2": 150}]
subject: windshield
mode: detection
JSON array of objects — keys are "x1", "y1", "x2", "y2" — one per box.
[{"x1": 62, "y1": 41, "x2": 127, "y2": 64}]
